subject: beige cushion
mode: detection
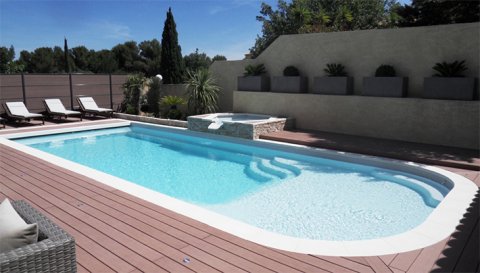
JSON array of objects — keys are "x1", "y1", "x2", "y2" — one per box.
[{"x1": 0, "y1": 199, "x2": 38, "y2": 252}]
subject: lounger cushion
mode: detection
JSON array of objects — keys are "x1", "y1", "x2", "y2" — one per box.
[
  {"x1": 78, "y1": 97, "x2": 99, "y2": 110},
  {"x1": 5, "y1": 102, "x2": 43, "y2": 118},
  {"x1": 0, "y1": 199, "x2": 38, "y2": 252},
  {"x1": 45, "y1": 99, "x2": 81, "y2": 115}
]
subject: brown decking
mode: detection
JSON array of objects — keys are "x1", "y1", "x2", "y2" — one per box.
[
  {"x1": 261, "y1": 130, "x2": 480, "y2": 171},
  {"x1": 0, "y1": 122, "x2": 479, "y2": 273}
]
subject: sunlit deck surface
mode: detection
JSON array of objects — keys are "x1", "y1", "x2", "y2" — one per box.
[{"x1": 0, "y1": 119, "x2": 478, "y2": 273}]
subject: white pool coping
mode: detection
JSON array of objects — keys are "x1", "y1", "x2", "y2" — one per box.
[{"x1": 0, "y1": 121, "x2": 477, "y2": 257}]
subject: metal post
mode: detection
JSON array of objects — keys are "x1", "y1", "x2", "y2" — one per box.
[
  {"x1": 109, "y1": 74, "x2": 113, "y2": 109},
  {"x1": 69, "y1": 73, "x2": 74, "y2": 109},
  {"x1": 21, "y1": 73, "x2": 27, "y2": 106}
]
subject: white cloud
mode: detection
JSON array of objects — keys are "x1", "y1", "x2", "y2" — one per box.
[{"x1": 87, "y1": 21, "x2": 132, "y2": 40}]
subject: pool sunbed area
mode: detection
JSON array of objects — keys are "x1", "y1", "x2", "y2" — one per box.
[{"x1": 0, "y1": 120, "x2": 476, "y2": 256}]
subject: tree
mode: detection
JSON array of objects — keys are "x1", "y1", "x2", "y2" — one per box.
[
  {"x1": 184, "y1": 48, "x2": 212, "y2": 72},
  {"x1": 112, "y1": 41, "x2": 145, "y2": 73},
  {"x1": 71, "y1": 46, "x2": 91, "y2": 72},
  {"x1": 18, "y1": 50, "x2": 33, "y2": 72},
  {"x1": 30, "y1": 47, "x2": 55, "y2": 73},
  {"x1": 139, "y1": 39, "x2": 162, "y2": 77},
  {"x1": 185, "y1": 69, "x2": 219, "y2": 115},
  {"x1": 52, "y1": 46, "x2": 65, "y2": 73},
  {"x1": 212, "y1": 55, "x2": 227, "y2": 62},
  {"x1": 397, "y1": 0, "x2": 479, "y2": 27},
  {"x1": 160, "y1": 7, "x2": 185, "y2": 84},
  {"x1": 88, "y1": 49, "x2": 118, "y2": 73},
  {"x1": 64, "y1": 38, "x2": 72, "y2": 73},
  {"x1": 250, "y1": 0, "x2": 400, "y2": 57},
  {"x1": 0, "y1": 46, "x2": 15, "y2": 73}
]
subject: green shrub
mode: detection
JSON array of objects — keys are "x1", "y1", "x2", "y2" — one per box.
[
  {"x1": 324, "y1": 63, "x2": 347, "y2": 77},
  {"x1": 433, "y1": 60, "x2": 467, "y2": 77},
  {"x1": 283, "y1": 66, "x2": 300, "y2": 76},
  {"x1": 185, "y1": 69, "x2": 219, "y2": 115},
  {"x1": 375, "y1": 64, "x2": 396, "y2": 77},
  {"x1": 146, "y1": 76, "x2": 163, "y2": 116},
  {"x1": 244, "y1": 64, "x2": 266, "y2": 76},
  {"x1": 120, "y1": 73, "x2": 146, "y2": 115}
]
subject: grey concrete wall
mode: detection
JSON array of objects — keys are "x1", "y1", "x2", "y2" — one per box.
[
  {"x1": 233, "y1": 91, "x2": 479, "y2": 150},
  {"x1": 210, "y1": 23, "x2": 480, "y2": 109},
  {"x1": 210, "y1": 59, "x2": 254, "y2": 111}
]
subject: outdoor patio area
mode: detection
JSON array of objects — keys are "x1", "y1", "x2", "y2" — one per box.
[{"x1": 0, "y1": 120, "x2": 478, "y2": 273}]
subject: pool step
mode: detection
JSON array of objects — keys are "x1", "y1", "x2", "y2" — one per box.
[
  {"x1": 271, "y1": 157, "x2": 302, "y2": 176},
  {"x1": 244, "y1": 161, "x2": 274, "y2": 182},
  {"x1": 244, "y1": 158, "x2": 302, "y2": 182}
]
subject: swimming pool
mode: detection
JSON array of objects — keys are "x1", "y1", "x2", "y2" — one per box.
[{"x1": 1, "y1": 121, "x2": 477, "y2": 256}]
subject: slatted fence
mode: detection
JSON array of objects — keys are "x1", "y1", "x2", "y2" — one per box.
[{"x1": 0, "y1": 74, "x2": 128, "y2": 113}]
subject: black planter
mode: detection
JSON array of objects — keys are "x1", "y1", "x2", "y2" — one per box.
[
  {"x1": 312, "y1": 77, "x2": 353, "y2": 95},
  {"x1": 423, "y1": 77, "x2": 475, "y2": 100},
  {"x1": 237, "y1": 76, "x2": 270, "y2": 91},
  {"x1": 362, "y1": 77, "x2": 408, "y2": 97},
  {"x1": 271, "y1": 76, "x2": 308, "y2": 93}
]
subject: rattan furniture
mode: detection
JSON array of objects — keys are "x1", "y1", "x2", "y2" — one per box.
[{"x1": 0, "y1": 200, "x2": 77, "y2": 273}]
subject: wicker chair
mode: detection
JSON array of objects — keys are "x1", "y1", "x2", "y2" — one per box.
[{"x1": 0, "y1": 200, "x2": 77, "y2": 273}]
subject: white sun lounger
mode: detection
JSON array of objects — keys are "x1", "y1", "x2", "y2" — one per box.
[
  {"x1": 3, "y1": 101, "x2": 44, "y2": 125},
  {"x1": 44, "y1": 99, "x2": 82, "y2": 121},
  {"x1": 76, "y1": 96, "x2": 113, "y2": 118}
]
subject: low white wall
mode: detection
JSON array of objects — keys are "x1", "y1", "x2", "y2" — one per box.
[{"x1": 233, "y1": 91, "x2": 479, "y2": 150}]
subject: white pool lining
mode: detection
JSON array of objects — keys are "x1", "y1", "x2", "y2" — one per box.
[{"x1": 0, "y1": 121, "x2": 477, "y2": 257}]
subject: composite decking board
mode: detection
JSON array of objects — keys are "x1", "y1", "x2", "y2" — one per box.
[
  {"x1": 0, "y1": 157, "x2": 218, "y2": 273},
  {"x1": 364, "y1": 256, "x2": 394, "y2": 273},
  {"x1": 453, "y1": 221, "x2": 479, "y2": 273},
  {"x1": 0, "y1": 145, "x2": 213, "y2": 240},
  {"x1": 0, "y1": 181, "x2": 122, "y2": 273},
  {"x1": 1, "y1": 150, "x2": 296, "y2": 273},
  {"x1": 178, "y1": 245, "x2": 250, "y2": 273},
  {"x1": 430, "y1": 195, "x2": 479, "y2": 272},
  {"x1": 312, "y1": 256, "x2": 376, "y2": 273},
  {"x1": 388, "y1": 249, "x2": 422, "y2": 272},
  {"x1": 378, "y1": 254, "x2": 398, "y2": 266},
  {"x1": 1, "y1": 135, "x2": 479, "y2": 273},
  {"x1": 406, "y1": 237, "x2": 450, "y2": 273}
]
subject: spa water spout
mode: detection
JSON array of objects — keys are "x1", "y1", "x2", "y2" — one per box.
[{"x1": 208, "y1": 118, "x2": 223, "y2": 130}]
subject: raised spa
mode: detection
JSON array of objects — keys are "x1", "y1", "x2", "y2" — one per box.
[
  {"x1": 1, "y1": 121, "x2": 477, "y2": 256},
  {"x1": 187, "y1": 113, "x2": 292, "y2": 139}
]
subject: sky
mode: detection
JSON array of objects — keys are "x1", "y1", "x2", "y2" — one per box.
[{"x1": 0, "y1": 0, "x2": 411, "y2": 61}]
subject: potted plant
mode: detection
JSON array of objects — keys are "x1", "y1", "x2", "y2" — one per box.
[
  {"x1": 423, "y1": 60, "x2": 475, "y2": 100},
  {"x1": 271, "y1": 66, "x2": 307, "y2": 93},
  {"x1": 362, "y1": 64, "x2": 408, "y2": 97},
  {"x1": 237, "y1": 64, "x2": 270, "y2": 91},
  {"x1": 313, "y1": 63, "x2": 353, "y2": 95}
]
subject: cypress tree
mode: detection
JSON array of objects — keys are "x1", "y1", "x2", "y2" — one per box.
[
  {"x1": 64, "y1": 37, "x2": 70, "y2": 73},
  {"x1": 160, "y1": 7, "x2": 185, "y2": 84}
]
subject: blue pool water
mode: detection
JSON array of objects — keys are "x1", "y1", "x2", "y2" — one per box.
[{"x1": 15, "y1": 124, "x2": 450, "y2": 240}]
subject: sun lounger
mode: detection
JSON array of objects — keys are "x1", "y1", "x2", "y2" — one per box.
[
  {"x1": 44, "y1": 99, "x2": 82, "y2": 121},
  {"x1": 3, "y1": 102, "x2": 44, "y2": 125},
  {"x1": 76, "y1": 96, "x2": 113, "y2": 118}
]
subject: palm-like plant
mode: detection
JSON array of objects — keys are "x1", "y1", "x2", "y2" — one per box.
[
  {"x1": 185, "y1": 69, "x2": 220, "y2": 115},
  {"x1": 433, "y1": 60, "x2": 467, "y2": 77},
  {"x1": 243, "y1": 64, "x2": 266, "y2": 76},
  {"x1": 324, "y1": 63, "x2": 347, "y2": 77},
  {"x1": 160, "y1": 95, "x2": 186, "y2": 110}
]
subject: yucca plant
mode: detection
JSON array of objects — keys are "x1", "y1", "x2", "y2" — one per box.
[
  {"x1": 244, "y1": 64, "x2": 266, "y2": 76},
  {"x1": 433, "y1": 60, "x2": 467, "y2": 77},
  {"x1": 324, "y1": 63, "x2": 347, "y2": 77},
  {"x1": 375, "y1": 64, "x2": 396, "y2": 77},
  {"x1": 185, "y1": 69, "x2": 220, "y2": 115}
]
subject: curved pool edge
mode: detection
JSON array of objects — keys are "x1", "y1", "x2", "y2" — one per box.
[{"x1": 0, "y1": 121, "x2": 477, "y2": 257}]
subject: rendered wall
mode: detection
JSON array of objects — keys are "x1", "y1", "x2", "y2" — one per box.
[
  {"x1": 233, "y1": 91, "x2": 479, "y2": 150},
  {"x1": 210, "y1": 23, "x2": 480, "y2": 149}
]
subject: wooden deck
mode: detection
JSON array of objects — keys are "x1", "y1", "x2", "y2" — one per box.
[{"x1": 0, "y1": 121, "x2": 479, "y2": 273}]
